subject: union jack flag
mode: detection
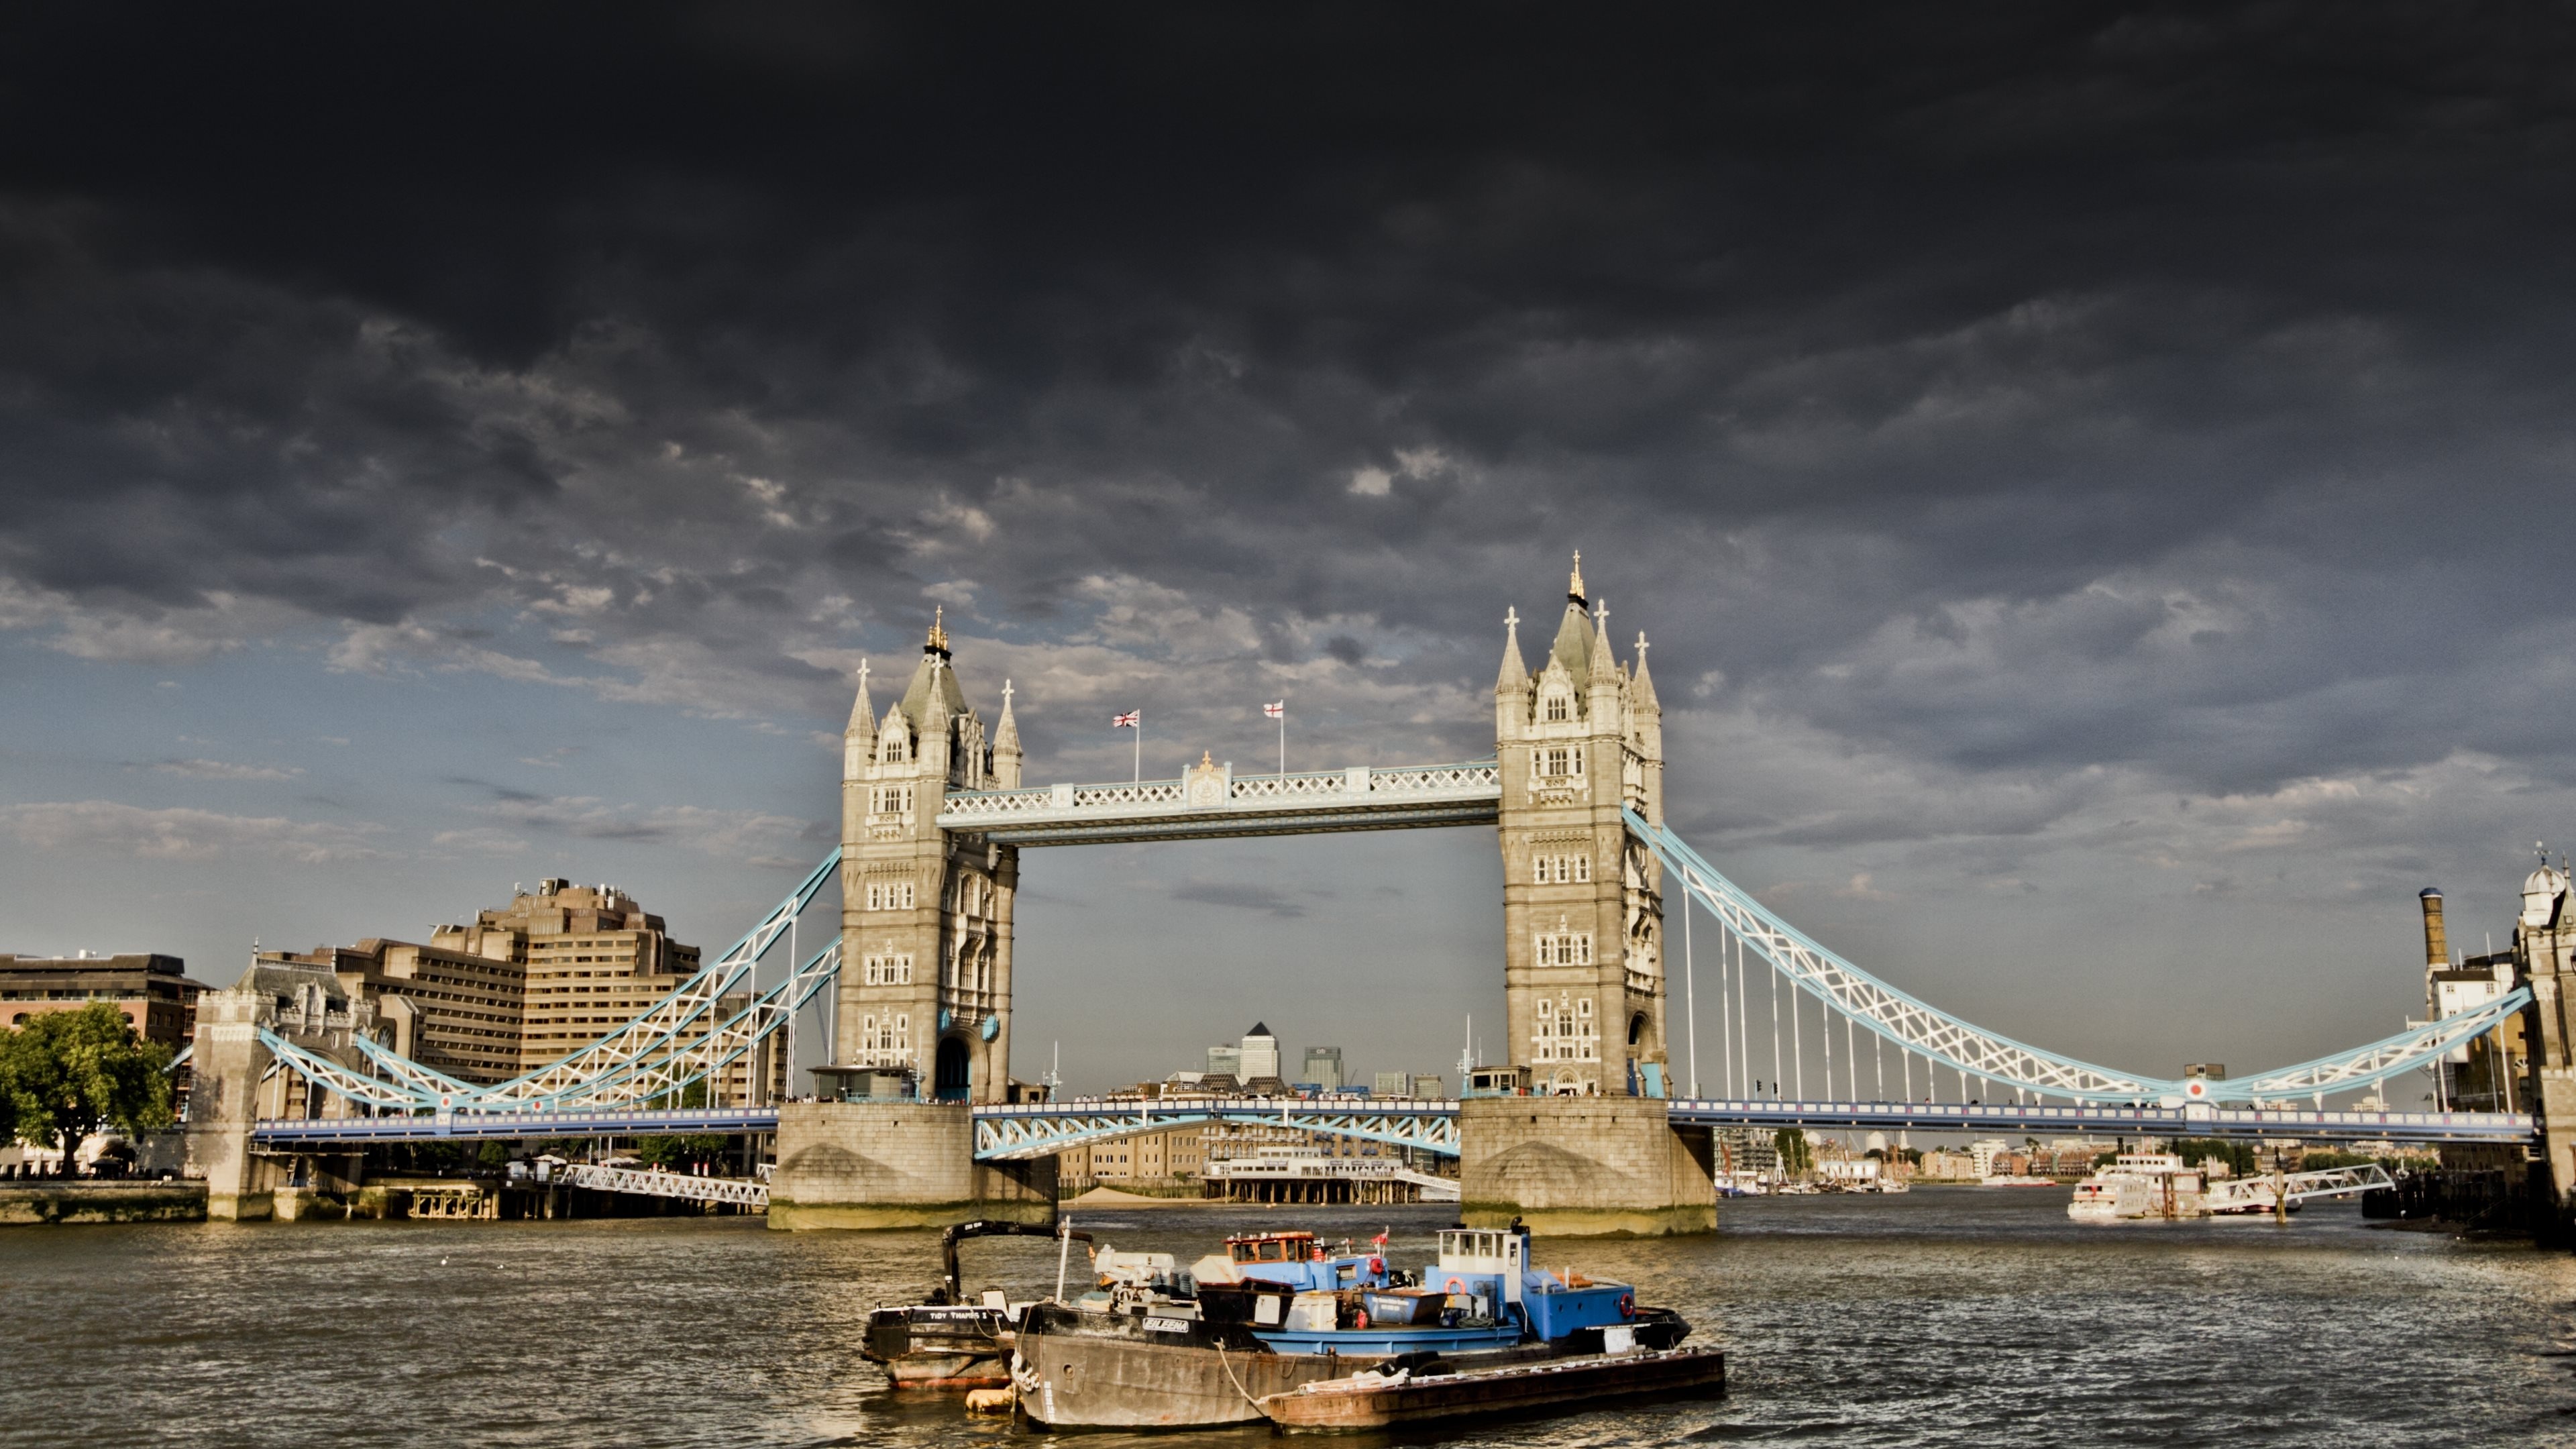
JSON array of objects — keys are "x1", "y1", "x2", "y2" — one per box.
[
  {"x1": 1112, "y1": 710, "x2": 1140, "y2": 729},
  {"x1": 1263, "y1": 700, "x2": 1285, "y2": 718}
]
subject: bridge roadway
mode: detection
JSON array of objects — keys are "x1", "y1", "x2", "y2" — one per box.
[{"x1": 248, "y1": 1095, "x2": 2537, "y2": 1150}]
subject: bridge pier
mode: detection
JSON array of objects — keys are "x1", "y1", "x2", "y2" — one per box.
[
  {"x1": 184, "y1": 1000, "x2": 279, "y2": 1222},
  {"x1": 767, "y1": 1102, "x2": 1055, "y2": 1230},
  {"x1": 1458, "y1": 1097, "x2": 1715, "y2": 1237}
]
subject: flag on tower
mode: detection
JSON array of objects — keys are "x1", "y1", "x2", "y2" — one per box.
[
  {"x1": 1112, "y1": 710, "x2": 1140, "y2": 729},
  {"x1": 1263, "y1": 700, "x2": 1285, "y2": 718}
]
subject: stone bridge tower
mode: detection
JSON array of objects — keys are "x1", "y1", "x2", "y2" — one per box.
[
  {"x1": 1462, "y1": 556, "x2": 1710, "y2": 1234},
  {"x1": 837, "y1": 610, "x2": 1022, "y2": 1104},
  {"x1": 1493, "y1": 554, "x2": 1668, "y2": 1096}
]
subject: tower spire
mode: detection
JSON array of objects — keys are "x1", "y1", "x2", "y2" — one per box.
[
  {"x1": 1631, "y1": 631, "x2": 1660, "y2": 711},
  {"x1": 1567, "y1": 550, "x2": 1586, "y2": 605},
  {"x1": 846, "y1": 657, "x2": 877, "y2": 743},
  {"x1": 1496, "y1": 605, "x2": 1529, "y2": 694},
  {"x1": 926, "y1": 605, "x2": 951, "y2": 655}
]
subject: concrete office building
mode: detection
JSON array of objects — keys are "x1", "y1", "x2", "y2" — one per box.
[{"x1": 1301, "y1": 1046, "x2": 1344, "y2": 1093}]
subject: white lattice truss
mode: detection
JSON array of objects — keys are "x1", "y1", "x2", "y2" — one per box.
[
  {"x1": 1628, "y1": 810, "x2": 2534, "y2": 1106},
  {"x1": 2204, "y1": 1163, "x2": 2396, "y2": 1212},
  {"x1": 972, "y1": 1098, "x2": 1462, "y2": 1161},
  {"x1": 262, "y1": 849, "x2": 847, "y2": 1114},
  {"x1": 555, "y1": 1161, "x2": 769, "y2": 1208}
]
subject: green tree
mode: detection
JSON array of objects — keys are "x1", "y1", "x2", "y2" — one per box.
[
  {"x1": 0, "y1": 1005, "x2": 176, "y2": 1176},
  {"x1": 1771, "y1": 1127, "x2": 1815, "y2": 1174}
]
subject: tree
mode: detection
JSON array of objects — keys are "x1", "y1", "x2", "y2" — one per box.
[
  {"x1": 0, "y1": 1005, "x2": 176, "y2": 1176},
  {"x1": 1771, "y1": 1126, "x2": 1815, "y2": 1174}
]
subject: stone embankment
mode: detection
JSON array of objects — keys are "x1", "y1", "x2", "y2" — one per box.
[{"x1": 1, "y1": 1181, "x2": 209, "y2": 1225}]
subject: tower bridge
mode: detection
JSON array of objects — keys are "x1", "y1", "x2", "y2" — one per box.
[{"x1": 194, "y1": 557, "x2": 2574, "y2": 1232}]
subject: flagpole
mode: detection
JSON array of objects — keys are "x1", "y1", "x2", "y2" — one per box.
[
  {"x1": 1134, "y1": 712, "x2": 1142, "y2": 783},
  {"x1": 1278, "y1": 702, "x2": 1286, "y2": 776}
]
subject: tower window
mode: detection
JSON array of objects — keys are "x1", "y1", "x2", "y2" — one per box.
[
  {"x1": 1534, "y1": 930, "x2": 1595, "y2": 967},
  {"x1": 1544, "y1": 694, "x2": 1570, "y2": 722}
]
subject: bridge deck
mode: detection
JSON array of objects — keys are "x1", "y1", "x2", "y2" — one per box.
[{"x1": 936, "y1": 761, "x2": 1501, "y2": 845}]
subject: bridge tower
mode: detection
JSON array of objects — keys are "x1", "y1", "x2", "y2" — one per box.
[
  {"x1": 773, "y1": 612, "x2": 1053, "y2": 1228},
  {"x1": 2516, "y1": 858, "x2": 2576, "y2": 1204},
  {"x1": 1493, "y1": 554, "x2": 1670, "y2": 1097},
  {"x1": 835, "y1": 610, "x2": 1020, "y2": 1104},
  {"x1": 1463, "y1": 557, "x2": 1713, "y2": 1235}
]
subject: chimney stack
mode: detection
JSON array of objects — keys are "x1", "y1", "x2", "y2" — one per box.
[{"x1": 2420, "y1": 887, "x2": 2449, "y2": 969}]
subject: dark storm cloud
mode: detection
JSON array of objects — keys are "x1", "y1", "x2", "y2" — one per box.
[{"x1": 5, "y1": 3, "x2": 2576, "y2": 826}]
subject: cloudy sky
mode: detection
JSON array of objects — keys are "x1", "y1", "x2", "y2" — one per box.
[{"x1": 4, "y1": 7, "x2": 2571, "y2": 1096}]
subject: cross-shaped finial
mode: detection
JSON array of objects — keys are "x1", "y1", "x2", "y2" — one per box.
[
  {"x1": 1505, "y1": 606, "x2": 1519, "y2": 632},
  {"x1": 1594, "y1": 596, "x2": 1609, "y2": 630},
  {"x1": 1002, "y1": 678, "x2": 1015, "y2": 709},
  {"x1": 1635, "y1": 631, "x2": 1649, "y2": 659},
  {"x1": 856, "y1": 657, "x2": 870, "y2": 689}
]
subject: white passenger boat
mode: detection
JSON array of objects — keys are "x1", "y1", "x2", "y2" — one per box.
[{"x1": 2067, "y1": 1153, "x2": 2208, "y2": 1220}]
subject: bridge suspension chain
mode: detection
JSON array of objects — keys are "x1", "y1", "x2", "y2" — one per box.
[{"x1": 1629, "y1": 810, "x2": 2530, "y2": 1106}]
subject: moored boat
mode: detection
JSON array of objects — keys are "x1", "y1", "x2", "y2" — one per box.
[
  {"x1": 2067, "y1": 1153, "x2": 2210, "y2": 1220},
  {"x1": 861, "y1": 1220, "x2": 1091, "y2": 1389},
  {"x1": 1014, "y1": 1221, "x2": 1691, "y2": 1428}
]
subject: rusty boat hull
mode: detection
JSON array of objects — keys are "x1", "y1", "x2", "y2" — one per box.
[{"x1": 1259, "y1": 1347, "x2": 1727, "y2": 1430}]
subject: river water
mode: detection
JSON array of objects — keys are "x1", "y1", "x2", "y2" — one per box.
[{"x1": 5, "y1": 1189, "x2": 2573, "y2": 1447}]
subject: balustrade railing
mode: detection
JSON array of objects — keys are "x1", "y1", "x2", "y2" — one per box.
[{"x1": 940, "y1": 761, "x2": 1500, "y2": 820}]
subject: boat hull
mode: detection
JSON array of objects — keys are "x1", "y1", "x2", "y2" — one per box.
[
  {"x1": 863, "y1": 1306, "x2": 1013, "y2": 1389},
  {"x1": 1262, "y1": 1348, "x2": 1726, "y2": 1430},
  {"x1": 1018, "y1": 1307, "x2": 1546, "y2": 1429}
]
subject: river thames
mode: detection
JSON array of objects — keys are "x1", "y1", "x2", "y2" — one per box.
[{"x1": 5, "y1": 1189, "x2": 2572, "y2": 1447}]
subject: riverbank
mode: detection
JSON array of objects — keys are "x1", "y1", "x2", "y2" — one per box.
[{"x1": 0, "y1": 1180, "x2": 207, "y2": 1226}]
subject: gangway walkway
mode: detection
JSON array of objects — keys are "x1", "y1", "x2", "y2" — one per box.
[
  {"x1": 555, "y1": 1161, "x2": 770, "y2": 1209},
  {"x1": 2205, "y1": 1163, "x2": 2396, "y2": 1214}
]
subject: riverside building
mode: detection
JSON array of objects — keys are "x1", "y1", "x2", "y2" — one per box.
[
  {"x1": 0, "y1": 952, "x2": 213, "y2": 1045},
  {"x1": 261, "y1": 878, "x2": 782, "y2": 1102}
]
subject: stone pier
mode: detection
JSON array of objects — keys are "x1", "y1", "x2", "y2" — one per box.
[
  {"x1": 1458, "y1": 1097, "x2": 1716, "y2": 1236},
  {"x1": 767, "y1": 1102, "x2": 1055, "y2": 1230}
]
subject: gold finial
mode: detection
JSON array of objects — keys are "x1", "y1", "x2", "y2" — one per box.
[
  {"x1": 1567, "y1": 550, "x2": 1586, "y2": 604},
  {"x1": 926, "y1": 604, "x2": 950, "y2": 653},
  {"x1": 1200, "y1": 749, "x2": 1216, "y2": 768}
]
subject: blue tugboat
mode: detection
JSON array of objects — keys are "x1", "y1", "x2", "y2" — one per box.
[{"x1": 1191, "y1": 1224, "x2": 1686, "y2": 1358}]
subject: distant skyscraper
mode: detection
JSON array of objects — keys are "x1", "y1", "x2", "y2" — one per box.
[
  {"x1": 1207, "y1": 1044, "x2": 1242, "y2": 1078},
  {"x1": 1301, "y1": 1046, "x2": 1343, "y2": 1092},
  {"x1": 1373, "y1": 1070, "x2": 1409, "y2": 1097},
  {"x1": 1239, "y1": 1022, "x2": 1281, "y2": 1081}
]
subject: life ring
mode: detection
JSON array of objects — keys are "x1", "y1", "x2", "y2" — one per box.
[
  {"x1": 1617, "y1": 1292, "x2": 1635, "y2": 1319},
  {"x1": 1368, "y1": 1256, "x2": 1385, "y2": 1276},
  {"x1": 1444, "y1": 1277, "x2": 1466, "y2": 1295},
  {"x1": 1353, "y1": 1309, "x2": 1369, "y2": 1330}
]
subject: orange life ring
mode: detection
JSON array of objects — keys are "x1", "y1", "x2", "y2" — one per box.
[
  {"x1": 1617, "y1": 1292, "x2": 1635, "y2": 1319},
  {"x1": 1444, "y1": 1277, "x2": 1466, "y2": 1295}
]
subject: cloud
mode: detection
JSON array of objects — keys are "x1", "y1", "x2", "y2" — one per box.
[
  {"x1": 2, "y1": 801, "x2": 384, "y2": 864},
  {"x1": 151, "y1": 759, "x2": 305, "y2": 782},
  {"x1": 1169, "y1": 881, "x2": 1311, "y2": 918},
  {"x1": 430, "y1": 827, "x2": 530, "y2": 856},
  {"x1": 464, "y1": 790, "x2": 821, "y2": 863}
]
